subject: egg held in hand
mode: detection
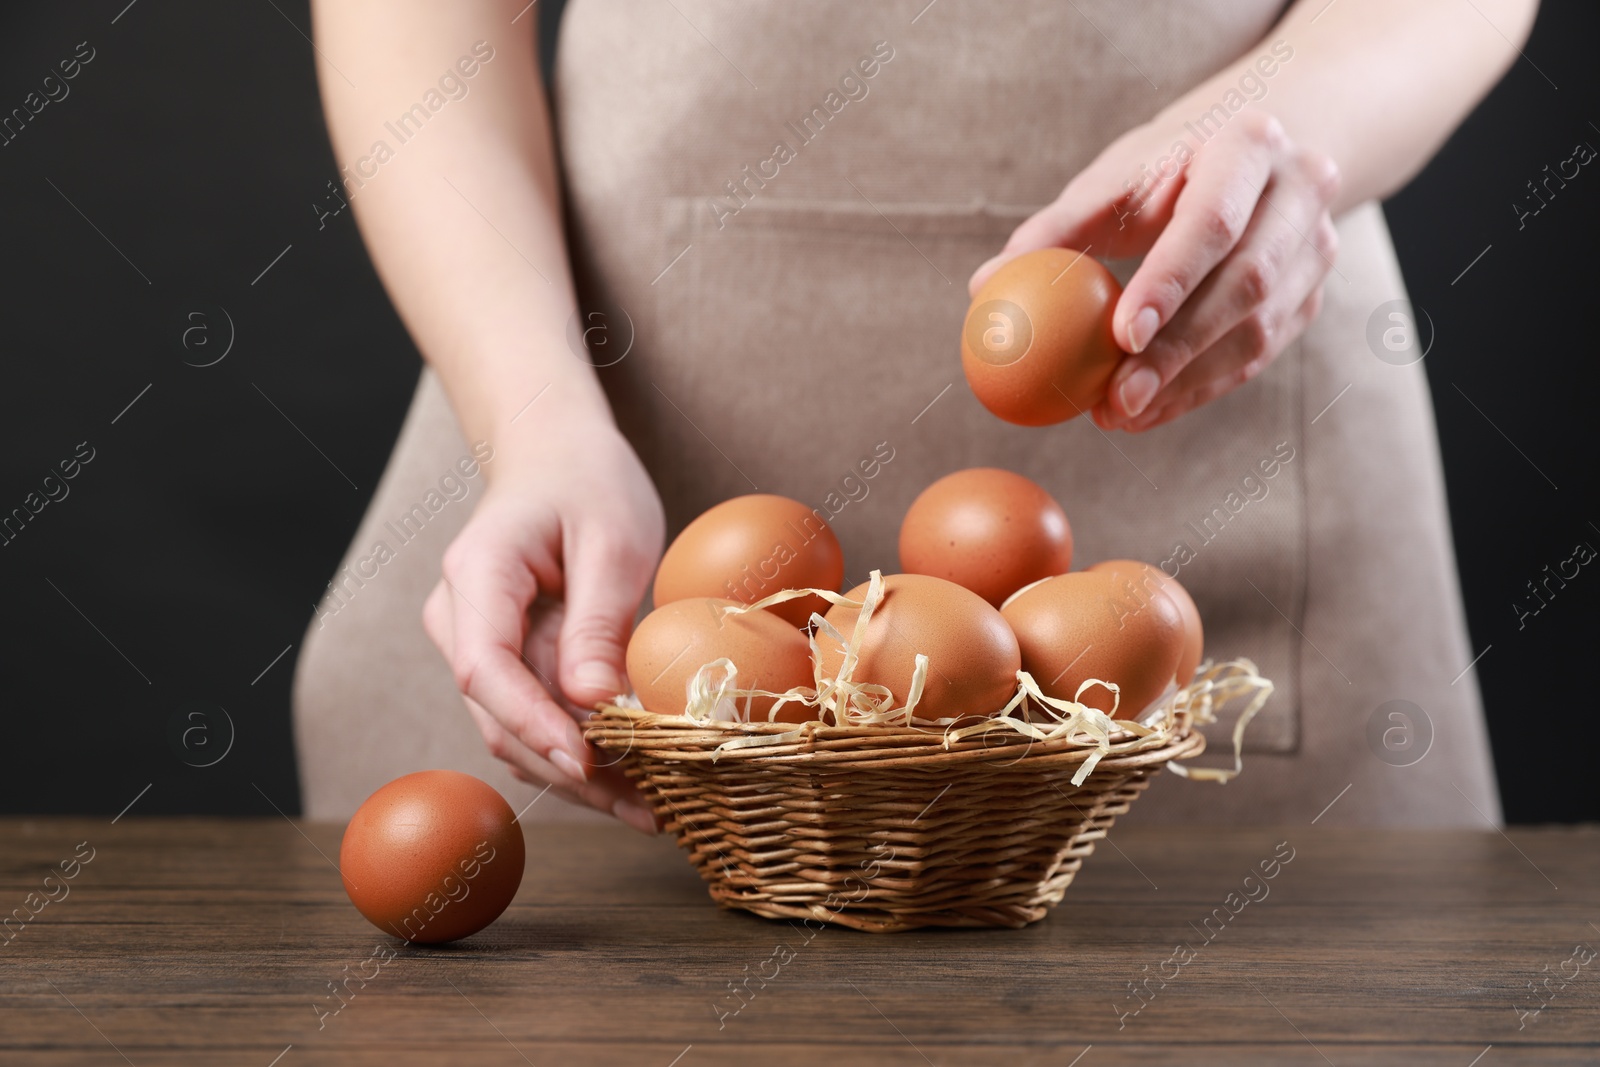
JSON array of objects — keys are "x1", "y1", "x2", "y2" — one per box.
[
  {"x1": 962, "y1": 248, "x2": 1123, "y2": 426},
  {"x1": 339, "y1": 770, "x2": 525, "y2": 944},
  {"x1": 653, "y1": 494, "x2": 844, "y2": 627},
  {"x1": 1088, "y1": 558, "x2": 1204, "y2": 687},
  {"x1": 814, "y1": 573, "x2": 1021, "y2": 722},
  {"x1": 898, "y1": 467, "x2": 1073, "y2": 607},
  {"x1": 626, "y1": 597, "x2": 816, "y2": 722},
  {"x1": 1001, "y1": 571, "x2": 1185, "y2": 719}
]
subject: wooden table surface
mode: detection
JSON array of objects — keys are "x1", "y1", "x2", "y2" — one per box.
[{"x1": 1, "y1": 817, "x2": 1596, "y2": 1066}]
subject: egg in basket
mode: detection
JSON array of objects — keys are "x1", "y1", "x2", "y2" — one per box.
[{"x1": 585, "y1": 477, "x2": 1272, "y2": 932}]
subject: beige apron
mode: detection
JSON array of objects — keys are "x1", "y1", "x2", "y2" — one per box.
[{"x1": 295, "y1": 0, "x2": 1501, "y2": 826}]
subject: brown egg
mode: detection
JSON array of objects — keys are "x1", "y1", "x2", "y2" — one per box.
[
  {"x1": 962, "y1": 248, "x2": 1123, "y2": 426},
  {"x1": 339, "y1": 770, "x2": 525, "y2": 944},
  {"x1": 1001, "y1": 571, "x2": 1184, "y2": 719},
  {"x1": 627, "y1": 597, "x2": 816, "y2": 722},
  {"x1": 898, "y1": 468, "x2": 1073, "y2": 606},
  {"x1": 815, "y1": 574, "x2": 1021, "y2": 721},
  {"x1": 653, "y1": 494, "x2": 844, "y2": 627},
  {"x1": 1088, "y1": 559, "x2": 1205, "y2": 687}
]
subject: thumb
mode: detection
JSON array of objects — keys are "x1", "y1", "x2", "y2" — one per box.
[
  {"x1": 557, "y1": 529, "x2": 655, "y2": 708},
  {"x1": 967, "y1": 190, "x2": 1108, "y2": 297}
]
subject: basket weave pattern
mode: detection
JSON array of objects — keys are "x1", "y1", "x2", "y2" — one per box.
[{"x1": 586, "y1": 707, "x2": 1205, "y2": 933}]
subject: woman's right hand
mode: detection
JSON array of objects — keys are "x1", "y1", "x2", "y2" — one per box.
[{"x1": 421, "y1": 416, "x2": 665, "y2": 832}]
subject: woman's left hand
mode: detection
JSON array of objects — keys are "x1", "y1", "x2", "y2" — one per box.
[{"x1": 969, "y1": 110, "x2": 1342, "y2": 432}]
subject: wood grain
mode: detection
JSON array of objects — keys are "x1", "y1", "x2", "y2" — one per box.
[{"x1": 0, "y1": 818, "x2": 1596, "y2": 1065}]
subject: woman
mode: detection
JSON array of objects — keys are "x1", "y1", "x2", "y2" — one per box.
[{"x1": 296, "y1": 0, "x2": 1531, "y2": 829}]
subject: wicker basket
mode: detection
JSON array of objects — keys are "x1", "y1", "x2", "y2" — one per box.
[{"x1": 584, "y1": 705, "x2": 1206, "y2": 933}]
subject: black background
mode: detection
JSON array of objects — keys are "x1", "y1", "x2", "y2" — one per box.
[{"x1": 0, "y1": 1, "x2": 1591, "y2": 822}]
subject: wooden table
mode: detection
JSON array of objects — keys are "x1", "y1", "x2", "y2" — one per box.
[{"x1": 1, "y1": 818, "x2": 1596, "y2": 1065}]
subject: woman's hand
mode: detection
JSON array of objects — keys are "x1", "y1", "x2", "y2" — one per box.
[
  {"x1": 421, "y1": 418, "x2": 665, "y2": 832},
  {"x1": 313, "y1": 0, "x2": 668, "y2": 829},
  {"x1": 969, "y1": 111, "x2": 1341, "y2": 432}
]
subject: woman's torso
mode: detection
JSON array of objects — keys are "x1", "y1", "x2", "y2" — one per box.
[{"x1": 288, "y1": 0, "x2": 1502, "y2": 825}]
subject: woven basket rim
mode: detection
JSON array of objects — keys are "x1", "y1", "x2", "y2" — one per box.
[{"x1": 585, "y1": 703, "x2": 1205, "y2": 771}]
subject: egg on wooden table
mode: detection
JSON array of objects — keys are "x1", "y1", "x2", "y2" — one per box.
[
  {"x1": 339, "y1": 770, "x2": 525, "y2": 944},
  {"x1": 1088, "y1": 559, "x2": 1205, "y2": 687},
  {"x1": 653, "y1": 494, "x2": 845, "y2": 627},
  {"x1": 898, "y1": 467, "x2": 1073, "y2": 606},
  {"x1": 962, "y1": 248, "x2": 1123, "y2": 426},
  {"x1": 814, "y1": 574, "x2": 1021, "y2": 722},
  {"x1": 1001, "y1": 571, "x2": 1184, "y2": 719},
  {"x1": 626, "y1": 597, "x2": 816, "y2": 722}
]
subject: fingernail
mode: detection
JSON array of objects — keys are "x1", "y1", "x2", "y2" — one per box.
[
  {"x1": 573, "y1": 661, "x2": 623, "y2": 696},
  {"x1": 614, "y1": 799, "x2": 657, "y2": 834},
  {"x1": 551, "y1": 748, "x2": 588, "y2": 783},
  {"x1": 1118, "y1": 366, "x2": 1161, "y2": 417},
  {"x1": 1127, "y1": 306, "x2": 1160, "y2": 354},
  {"x1": 969, "y1": 253, "x2": 1004, "y2": 292}
]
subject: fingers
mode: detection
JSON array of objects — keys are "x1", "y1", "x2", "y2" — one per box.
[
  {"x1": 462, "y1": 695, "x2": 657, "y2": 834},
  {"x1": 417, "y1": 428, "x2": 666, "y2": 835},
  {"x1": 444, "y1": 591, "x2": 657, "y2": 833},
  {"x1": 1101, "y1": 163, "x2": 1334, "y2": 428},
  {"x1": 1122, "y1": 198, "x2": 1336, "y2": 432},
  {"x1": 422, "y1": 579, "x2": 452, "y2": 653},
  {"x1": 1122, "y1": 283, "x2": 1328, "y2": 433},
  {"x1": 968, "y1": 122, "x2": 1203, "y2": 296},
  {"x1": 1112, "y1": 116, "x2": 1284, "y2": 361},
  {"x1": 524, "y1": 595, "x2": 583, "y2": 714},
  {"x1": 438, "y1": 531, "x2": 593, "y2": 783},
  {"x1": 557, "y1": 524, "x2": 656, "y2": 708}
]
